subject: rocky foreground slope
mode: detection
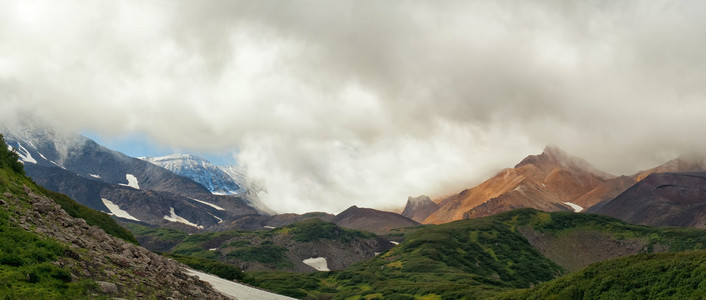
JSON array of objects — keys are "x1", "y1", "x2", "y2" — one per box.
[
  {"x1": 2, "y1": 183, "x2": 228, "y2": 299},
  {"x1": 0, "y1": 134, "x2": 231, "y2": 299}
]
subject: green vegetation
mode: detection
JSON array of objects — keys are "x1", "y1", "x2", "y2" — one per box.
[
  {"x1": 170, "y1": 231, "x2": 246, "y2": 259},
  {"x1": 123, "y1": 223, "x2": 187, "y2": 251},
  {"x1": 0, "y1": 181, "x2": 96, "y2": 298},
  {"x1": 244, "y1": 210, "x2": 566, "y2": 299},
  {"x1": 125, "y1": 223, "x2": 188, "y2": 243},
  {"x1": 0, "y1": 217, "x2": 95, "y2": 298},
  {"x1": 497, "y1": 250, "x2": 706, "y2": 299},
  {"x1": 242, "y1": 209, "x2": 706, "y2": 299},
  {"x1": 227, "y1": 243, "x2": 291, "y2": 268},
  {"x1": 133, "y1": 218, "x2": 378, "y2": 272},
  {"x1": 0, "y1": 135, "x2": 135, "y2": 298},
  {"x1": 243, "y1": 271, "x2": 334, "y2": 299},
  {"x1": 0, "y1": 134, "x2": 25, "y2": 175},
  {"x1": 497, "y1": 208, "x2": 706, "y2": 254},
  {"x1": 276, "y1": 218, "x2": 376, "y2": 242},
  {"x1": 166, "y1": 254, "x2": 244, "y2": 281}
]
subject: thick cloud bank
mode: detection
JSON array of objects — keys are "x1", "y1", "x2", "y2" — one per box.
[{"x1": 2, "y1": 0, "x2": 706, "y2": 213}]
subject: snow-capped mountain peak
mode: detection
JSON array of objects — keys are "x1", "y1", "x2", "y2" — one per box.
[
  {"x1": 141, "y1": 154, "x2": 243, "y2": 195},
  {"x1": 141, "y1": 154, "x2": 273, "y2": 214}
]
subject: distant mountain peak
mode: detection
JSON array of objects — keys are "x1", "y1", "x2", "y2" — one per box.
[
  {"x1": 143, "y1": 153, "x2": 205, "y2": 162},
  {"x1": 516, "y1": 145, "x2": 614, "y2": 180},
  {"x1": 633, "y1": 156, "x2": 706, "y2": 182},
  {"x1": 333, "y1": 205, "x2": 419, "y2": 235},
  {"x1": 142, "y1": 154, "x2": 243, "y2": 195},
  {"x1": 141, "y1": 153, "x2": 273, "y2": 215},
  {"x1": 402, "y1": 195, "x2": 439, "y2": 223}
]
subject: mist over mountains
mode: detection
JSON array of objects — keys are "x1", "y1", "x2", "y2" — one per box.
[
  {"x1": 3, "y1": 0, "x2": 706, "y2": 214},
  {"x1": 3, "y1": 1, "x2": 706, "y2": 298}
]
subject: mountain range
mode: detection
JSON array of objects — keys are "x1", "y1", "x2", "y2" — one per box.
[
  {"x1": 0, "y1": 134, "x2": 281, "y2": 299},
  {"x1": 140, "y1": 154, "x2": 273, "y2": 214},
  {"x1": 242, "y1": 208, "x2": 706, "y2": 298},
  {"x1": 4, "y1": 127, "x2": 706, "y2": 299},
  {"x1": 405, "y1": 145, "x2": 706, "y2": 229},
  {"x1": 0, "y1": 126, "x2": 261, "y2": 232},
  {"x1": 422, "y1": 146, "x2": 614, "y2": 224}
]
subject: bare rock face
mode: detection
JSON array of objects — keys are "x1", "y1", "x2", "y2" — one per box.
[
  {"x1": 425, "y1": 146, "x2": 612, "y2": 224},
  {"x1": 3, "y1": 186, "x2": 229, "y2": 300},
  {"x1": 402, "y1": 195, "x2": 440, "y2": 223},
  {"x1": 580, "y1": 157, "x2": 706, "y2": 210},
  {"x1": 589, "y1": 172, "x2": 706, "y2": 228}
]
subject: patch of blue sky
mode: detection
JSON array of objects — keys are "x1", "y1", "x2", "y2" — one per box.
[{"x1": 80, "y1": 130, "x2": 238, "y2": 166}]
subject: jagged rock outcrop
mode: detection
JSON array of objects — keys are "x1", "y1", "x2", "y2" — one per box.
[
  {"x1": 402, "y1": 195, "x2": 440, "y2": 223},
  {"x1": 2, "y1": 185, "x2": 228, "y2": 299}
]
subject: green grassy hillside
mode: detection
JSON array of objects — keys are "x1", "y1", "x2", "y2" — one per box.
[
  {"x1": 0, "y1": 135, "x2": 101, "y2": 298},
  {"x1": 243, "y1": 209, "x2": 706, "y2": 299},
  {"x1": 497, "y1": 250, "x2": 706, "y2": 299},
  {"x1": 0, "y1": 197, "x2": 98, "y2": 299},
  {"x1": 130, "y1": 218, "x2": 381, "y2": 272}
]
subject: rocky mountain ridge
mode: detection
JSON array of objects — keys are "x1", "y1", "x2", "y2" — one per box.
[
  {"x1": 141, "y1": 154, "x2": 273, "y2": 215},
  {"x1": 588, "y1": 171, "x2": 706, "y2": 227},
  {"x1": 1, "y1": 126, "x2": 262, "y2": 232},
  {"x1": 424, "y1": 146, "x2": 611, "y2": 224},
  {"x1": 401, "y1": 195, "x2": 439, "y2": 223},
  {"x1": 419, "y1": 146, "x2": 706, "y2": 227}
]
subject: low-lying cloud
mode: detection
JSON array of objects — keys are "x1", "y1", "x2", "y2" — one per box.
[{"x1": 2, "y1": 0, "x2": 706, "y2": 213}]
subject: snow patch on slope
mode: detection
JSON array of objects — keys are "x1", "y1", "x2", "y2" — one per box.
[
  {"x1": 101, "y1": 198, "x2": 140, "y2": 221},
  {"x1": 207, "y1": 212, "x2": 223, "y2": 224},
  {"x1": 163, "y1": 207, "x2": 204, "y2": 229},
  {"x1": 563, "y1": 201, "x2": 583, "y2": 212},
  {"x1": 303, "y1": 257, "x2": 330, "y2": 272},
  {"x1": 188, "y1": 197, "x2": 225, "y2": 211},
  {"x1": 12, "y1": 143, "x2": 37, "y2": 164},
  {"x1": 118, "y1": 174, "x2": 140, "y2": 189}
]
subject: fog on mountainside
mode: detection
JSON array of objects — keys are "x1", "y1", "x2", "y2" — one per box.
[{"x1": 3, "y1": 0, "x2": 706, "y2": 214}]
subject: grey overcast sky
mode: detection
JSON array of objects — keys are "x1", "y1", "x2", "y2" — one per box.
[{"x1": 2, "y1": 0, "x2": 706, "y2": 213}]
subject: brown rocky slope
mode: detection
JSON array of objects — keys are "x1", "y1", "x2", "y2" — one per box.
[
  {"x1": 401, "y1": 195, "x2": 440, "y2": 223},
  {"x1": 576, "y1": 157, "x2": 706, "y2": 210},
  {"x1": 588, "y1": 172, "x2": 706, "y2": 228},
  {"x1": 424, "y1": 146, "x2": 614, "y2": 224}
]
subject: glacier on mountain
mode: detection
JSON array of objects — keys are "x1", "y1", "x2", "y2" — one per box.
[
  {"x1": 141, "y1": 154, "x2": 243, "y2": 195},
  {"x1": 141, "y1": 154, "x2": 273, "y2": 214}
]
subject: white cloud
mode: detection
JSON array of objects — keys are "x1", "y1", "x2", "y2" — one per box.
[{"x1": 2, "y1": 0, "x2": 706, "y2": 212}]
